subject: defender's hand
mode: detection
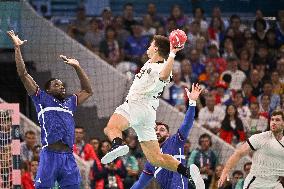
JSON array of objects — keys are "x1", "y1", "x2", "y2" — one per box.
[
  {"x1": 60, "y1": 55, "x2": 80, "y2": 67},
  {"x1": 185, "y1": 83, "x2": 203, "y2": 101},
  {"x1": 7, "y1": 30, "x2": 27, "y2": 47}
]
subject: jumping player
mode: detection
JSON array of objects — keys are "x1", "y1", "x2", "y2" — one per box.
[
  {"x1": 7, "y1": 30, "x2": 93, "y2": 189},
  {"x1": 218, "y1": 110, "x2": 284, "y2": 189},
  {"x1": 131, "y1": 84, "x2": 205, "y2": 189},
  {"x1": 102, "y1": 34, "x2": 204, "y2": 188}
]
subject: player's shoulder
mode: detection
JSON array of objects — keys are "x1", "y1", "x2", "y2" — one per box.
[{"x1": 251, "y1": 131, "x2": 272, "y2": 140}]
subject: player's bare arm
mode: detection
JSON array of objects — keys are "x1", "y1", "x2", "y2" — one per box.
[
  {"x1": 218, "y1": 142, "x2": 251, "y2": 187},
  {"x1": 7, "y1": 30, "x2": 38, "y2": 95},
  {"x1": 60, "y1": 55, "x2": 93, "y2": 105},
  {"x1": 159, "y1": 43, "x2": 184, "y2": 81}
]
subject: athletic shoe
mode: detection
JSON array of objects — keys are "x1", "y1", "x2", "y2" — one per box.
[
  {"x1": 101, "y1": 144, "x2": 129, "y2": 164},
  {"x1": 188, "y1": 164, "x2": 205, "y2": 189}
]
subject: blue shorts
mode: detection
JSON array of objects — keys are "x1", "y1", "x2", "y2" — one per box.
[{"x1": 35, "y1": 148, "x2": 81, "y2": 188}]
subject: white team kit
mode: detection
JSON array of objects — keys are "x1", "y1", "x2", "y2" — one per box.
[
  {"x1": 246, "y1": 131, "x2": 284, "y2": 189},
  {"x1": 115, "y1": 60, "x2": 170, "y2": 141}
]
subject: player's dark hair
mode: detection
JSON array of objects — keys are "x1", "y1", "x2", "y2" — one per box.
[
  {"x1": 44, "y1": 78, "x2": 58, "y2": 90},
  {"x1": 232, "y1": 170, "x2": 243, "y2": 177},
  {"x1": 153, "y1": 35, "x2": 170, "y2": 59},
  {"x1": 271, "y1": 110, "x2": 284, "y2": 121},
  {"x1": 243, "y1": 161, "x2": 252, "y2": 170},
  {"x1": 75, "y1": 126, "x2": 85, "y2": 131},
  {"x1": 124, "y1": 2, "x2": 133, "y2": 9},
  {"x1": 156, "y1": 121, "x2": 170, "y2": 132}
]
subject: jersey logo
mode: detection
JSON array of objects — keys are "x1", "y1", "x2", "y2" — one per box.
[{"x1": 36, "y1": 178, "x2": 41, "y2": 183}]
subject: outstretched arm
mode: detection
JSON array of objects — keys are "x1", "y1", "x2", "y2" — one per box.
[
  {"x1": 7, "y1": 30, "x2": 38, "y2": 95},
  {"x1": 159, "y1": 44, "x2": 183, "y2": 80},
  {"x1": 60, "y1": 55, "x2": 93, "y2": 105},
  {"x1": 130, "y1": 172, "x2": 153, "y2": 189},
  {"x1": 179, "y1": 84, "x2": 202, "y2": 139},
  {"x1": 218, "y1": 142, "x2": 251, "y2": 188}
]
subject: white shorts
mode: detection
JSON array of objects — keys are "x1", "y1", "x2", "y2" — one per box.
[
  {"x1": 114, "y1": 100, "x2": 157, "y2": 142},
  {"x1": 243, "y1": 174, "x2": 282, "y2": 189}
]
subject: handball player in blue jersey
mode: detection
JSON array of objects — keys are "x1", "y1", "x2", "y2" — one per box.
[
  {"x1": 131, "y1": 85, "x2": 205, "y2": 189},
  {"x1": 7, "y1": 30, "x2": 93, "y2": 189}
]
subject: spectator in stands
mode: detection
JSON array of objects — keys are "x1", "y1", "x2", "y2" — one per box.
[
  {"x1": 73, "y1": 7, "x2": 88, "y2": 36},
  {"x1": 231, "y1": 90, "x2": 251, "y2": 121},
  {"x1": 21, "y1": 130, "x2": 37, "y2": 164},
  {"x1": 73, "y1": 126, "x2": 98, "y2": 161},
  {"x1": 113, "y1": 16, "x2": 130, "y2": 47},
  {"x1": 188, "y1": 134, "x2": 217, "y2": 189},
  {"x1": 84, "y1": 18, "x2": 104, "y2": 54},
  {"x1": 235, "y1": 162, "x2": 252, "y2": 189},
  {"x1": 168, "y1": 4, "x2": 188, "y2": 29},
  {"x1": 220, "y1": 104, "x2": 246, "y2": 145},
  {"x1": 125, "y1": 133, "x2": 143, "y2": 160},
  {"x1": 124, "y1": 22, "x2": 150, "y2": 67},
  {"x1": 146, "y1": 3, "x2": 164, "y2": 27},
  {"x1": 92, "y1": 140, "x2": 126, "y2": 189},
  {"x1": 214, "y1": 80, "x2": 230, "y2": 105},
  {"x1": 275, "y1": 16, "x2": 284, "y2": 45},
  {"x1": 210, "y1": 164, "x2": 232, "y2": 189},
  {"x1": 244, "y1": 38, "x2": 257, "y2": 60},
  {"x1": 255, "y1": 9, "x2": 269, "y2": 30},
  {"x1": 222, "y1": 37, "x2": 237, "y2": 60},
  {"x1": 166, "y1": 17, "x2": 178, "y2": 35},
  {"x1": 277, "y1": 58, "x2": 284, "y2": 83},
  {"x1": 100, "y1": 7, "x2": 113, "y2": 30},
  {"x1": 195, "y1": 36, "x2": 207, "y2": 61},
  {"x1": 211, "y1": 6, "x2": 229, "y2": 29},
  {"x1": 253, "y1": 44, "x2": 276, "y2": 71},
  {"x1": 21, "y1": 158, "x2": 39, "y2": 189},
  {"x1": 258, "y1": 81, "x2": 281, "y2": 112},
  {"x1": 180, "y1": 58, "x2": 195, "y2": 84},
  {"x1": 271, "y1": 70, "x2": 284, "y2": 95},
  {"x1": 122, "y1": 3, "x2": 137, "y2": 33},
  {"x1": 231, "y1": 170, "x2": 244, "y2": 189},
  {"x1": 122, "y1": 135, "x2": 139, "y2": 189},
  {"x1": 238, "y1": 48, "x2": 251, "y2": 77},
  {"x1": 188, "y1": 48, "x2": 205, "y2": 79},
  {"x1": 243, "y1": 28, "x2": 253, "y2": 41},
  {"x1": 208, "y1": 16, "x2": 225, "y2": 45},
  {"x1": 66, "y1": 25, "x2": 86, "y2": 45},
  {"x1": 252, "y1": 18, "x2": 267, "y2": 45},
  {"x1": 192, "y1": 7, "x2": 208, "y2": 32},
  {"x1": 249, "y1": 69, "x2": 263, "y2": 97},
  {"x1": 32, "y1": 145, "x2": 41, "y2": 161},
  {"x1": 241, "y1": 80, "x2": 257, "y2": 105},
  {"x1": 99, "y1": 26, "x2": 123, "y2": 67},
  {"x1": 229, "y1": 14, "x2": 245, "y2": 50},
  {"x1": 222, "y1": 56, "x2": 246, "y2": 91},
  {"x1": 259, "y1": 94, "x2": 271, "y2": 119},
  {"x1": 198, "y1": 93, "x2": 225, "y2": 134},
  {"x1": 265, "y1": 29, "x2": 280, "y2": 58},
  {"x1": 205, "y1": 43, "x2": 227, "y2": 74},
  {"x1": 187, "y1": 21, "x2": 203, "y2": 49},
  {"x1": 90, "y1": 138, "x2": 100, "y2": 155},
  {"x1": 141, "y1": 14, "x2": 156, "y2": 37},
  {"x1": 163, "y1": 69, "x2": 188, "y2": 112},
  {"x1": 243, "y1": 102, "x2": 268, "y2": 137},
  {"x1": 156, "y1": 25, "x2": 167, "y2": 36}
]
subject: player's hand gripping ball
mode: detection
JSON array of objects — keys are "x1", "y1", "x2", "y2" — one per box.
[{"x1": 169, "y1": 29, "x2": 187, "y2": 48}]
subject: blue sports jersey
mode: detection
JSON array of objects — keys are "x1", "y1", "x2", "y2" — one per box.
[
  {"x1": 31, "y1": 88, "x2": 77, "y2": 149},
  {"x1": 131, "y1": 104, "x2": 196, "y2": 189}
]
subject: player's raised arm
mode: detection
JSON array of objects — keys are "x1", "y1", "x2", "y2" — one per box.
[
  {"x1": 159, "y1": 43, "x2": 183, "y2": 81},
  {"x1": 178, "y1": 84, "x2": 203, "y2": 139},
  {"x1": 7, "y1": 30, "x2": 38, "y2": 95},
  {"x1": 60, "y1": 55, "x2": 93, "y2": 105},
  {"x1": 218, "y1": 142, "x2": 251, "y2": 187}
]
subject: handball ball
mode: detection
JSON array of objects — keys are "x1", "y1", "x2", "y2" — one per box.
[{"x1": 169, "y1": 29, "x2": 187, "y2": 48}]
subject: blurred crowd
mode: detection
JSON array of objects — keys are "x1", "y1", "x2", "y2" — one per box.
[{"x1": 19, "y1": 2, "x2": 284, "y2": 189}]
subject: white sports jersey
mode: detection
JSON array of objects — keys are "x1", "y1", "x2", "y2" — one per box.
[
  {"x1": 126, "y1": 60, "x2": 170, "y2": 108},
  {"x1": 246, "y1": 131, "x2": 284, "y2": 187}
]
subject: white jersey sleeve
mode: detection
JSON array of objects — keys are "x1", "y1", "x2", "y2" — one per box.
[{"x1": 247, "y1": 132, "x2": 269, "y2": 151}]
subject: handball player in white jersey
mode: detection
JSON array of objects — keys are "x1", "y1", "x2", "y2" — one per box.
[
  {"x1": 218, "y1": 110, "x2": 284, "y2": 189},
  {"x1": 102, "y1": 34, "x2": 205, "y2": 189}
]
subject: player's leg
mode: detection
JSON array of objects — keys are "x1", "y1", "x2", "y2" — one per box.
[
  {"x1": 101, "y1": 102, "x2": 130, "y2": 164},
  {"x1": 140, "y1": 140, "x2": 205, "y2": 189},
  {"x1": 35, "y1": 149, "x2": 57, "y2": 189},
  {"x1": 57, "y1": 153, "x2": 81, "y2": 188}
]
